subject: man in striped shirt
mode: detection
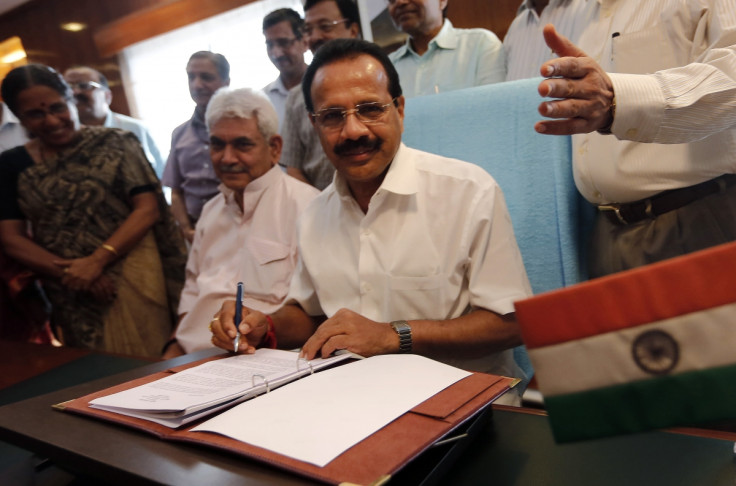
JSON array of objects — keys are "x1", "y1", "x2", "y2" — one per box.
[
  {"x1": 503, "y1": 0, "x2": 592, "y2": 81},
  {"x1": 534, "y1": 0, "x2": 736, "y2": 277}
]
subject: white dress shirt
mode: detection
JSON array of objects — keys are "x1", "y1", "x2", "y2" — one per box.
[
  {"x1": 262, "y1": 77, "x2": 289, "y2": 133},
  {"x1": 105, "y1": 111, "x2": 166, "y2": 178},
  {"x1": 175, "y1": 165, "x2": 319, "y2": 353},
  {"x1": 573, "y1": 0, "x2": 736, "y2": 204},
  {"x1": 0, "y1": 103, "x2": 28, "y2": 153},
  {"x1": 286, "y1": 144, "x2": 532, "y2": 378},
  {"x1": 504, "y1": 0, "x2": 593, "y2": 81},
  {"x1": 389, "y1": 19, "x2": 506, "y2": 98}
]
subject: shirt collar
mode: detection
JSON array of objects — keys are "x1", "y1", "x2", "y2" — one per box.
[
  {"x1": 333, "y1": 143, "x2": 417, "y2": 202},
  {"x1": 103, "y1": 110, "x2": 115, "y2": 128},
  {"x1": 393, "y1": 18, "x2": 456, "y2": 58},
  {"x1": 1, "y1": 103, "x2": 20, "y2": 128},
  {"x1": 517, "y1": 0, "x2": 569, "y2": 15},
  {"x1": 265, "y1": 77, "x2": 289, "y2": 96},
  {"x1": 191, "y1": 108, "x2": 206, "y2": 128},
  {"x1": 218, "y1": 164, "x2": 281, "y2": 215}
]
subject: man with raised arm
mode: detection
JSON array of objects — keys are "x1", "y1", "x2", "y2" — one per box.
[{"x1": 534, "y1": 1, "x2": 736, "y2": 277}]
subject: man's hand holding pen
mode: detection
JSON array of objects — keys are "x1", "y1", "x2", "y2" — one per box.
[{"x1": 211, "y1": 300, "x2": 269, "y2": 354}]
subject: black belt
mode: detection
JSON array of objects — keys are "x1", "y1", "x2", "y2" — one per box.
[{"x1": 598, "y1": 174, "x2": 736, "y2": 225}]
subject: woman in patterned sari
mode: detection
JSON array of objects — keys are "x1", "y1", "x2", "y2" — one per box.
[{"x1": 0, "y1": 64, "x2": 186, "y2": 358}]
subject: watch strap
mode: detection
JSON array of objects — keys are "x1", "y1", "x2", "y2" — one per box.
[{"x1": 390, "y1": 320, "x2": 412, "y2": 353}]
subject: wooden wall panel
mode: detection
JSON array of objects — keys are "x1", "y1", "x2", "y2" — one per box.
[{"x1": 446, "y1": 0, "x2": 520, "y2": 41}]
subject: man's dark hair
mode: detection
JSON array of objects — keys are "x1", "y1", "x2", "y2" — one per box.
[
  {"x1": 188, "y1": 51, "x2": 230, "y2": 81},
  {"x1": 302, "y1": 38, "x2": 402, "y2": 113},
  {"x1": 1, "y1": 63, "x2": 72, "y2": 116},
  {"x1": 304, "y1": 0, "x2": 361, "y2": 30},
  {"x1": 263, "y1": 8, "x2": 304, "y2": 39}
]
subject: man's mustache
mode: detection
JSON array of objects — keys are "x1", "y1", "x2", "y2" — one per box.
[
  {"x1": 218, "y1": 164, "x2": 248, "y2": 173},
  {"x1": 334, "y1": 136, "x2": 382, "y2": 156}
]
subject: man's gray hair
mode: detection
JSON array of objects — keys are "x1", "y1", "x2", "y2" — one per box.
[{"x1": 205, "y1": 87, "x2": 279, "y2": 140}]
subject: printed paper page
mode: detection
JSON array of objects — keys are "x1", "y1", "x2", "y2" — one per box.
[{"x1": 90, "y1": 349, "x2": 348, "y2": 415}]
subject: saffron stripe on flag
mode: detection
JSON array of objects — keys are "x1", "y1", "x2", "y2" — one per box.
[
  {"x1": 528, "y1": 301, "x2": 736, "y2": 397},
  {"x1": 516, "y1": 242, "x2": 736, "y2": 349},
  {"x1": 543, "y1": 363, "x2": 736, "y2": 442}
]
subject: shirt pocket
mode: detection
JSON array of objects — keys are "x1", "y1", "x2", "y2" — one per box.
[
  {"x1": 245, "y1": 237, "x2": 293, "y2": 302},
  {"x1": 612, "y1": 24, "x2": 682, "y2": 74},
  {"x1": 386, "y1": 274, "x2": 446, "y2": 320}
]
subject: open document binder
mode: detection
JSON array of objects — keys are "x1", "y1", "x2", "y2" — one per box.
[{"x1": 56, "y1": 350, "x2": 517, "y2": 485}]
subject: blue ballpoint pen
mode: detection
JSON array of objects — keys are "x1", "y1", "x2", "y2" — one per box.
[{"x1": 234, "y1": 282, "x2": 243, "y2": 353}]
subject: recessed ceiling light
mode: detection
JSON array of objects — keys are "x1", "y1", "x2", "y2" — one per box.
[{"x1": 61, "y1": 22, "x2": 87, "y2": 32}]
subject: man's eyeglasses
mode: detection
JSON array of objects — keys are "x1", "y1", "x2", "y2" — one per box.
[
  {"x1": 311, "y1": 99, "x2": 397, "y2": 130},
  {"x1": 21, "y1": 101, "x2": 70, "y2": 122},
  {"x1": 266, "y1": 38, "x2": 299, "y2": 50},
  {"x1": 68, "y1": 80, "x2": 104, "y2": 92},
  {"x1": 303, "y1": 18, "x2": 349, "y2": 36}
]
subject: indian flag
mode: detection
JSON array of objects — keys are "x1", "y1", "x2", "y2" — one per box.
[{"x1": 515, "y1": 241, "x2": 736, "y2": 443}]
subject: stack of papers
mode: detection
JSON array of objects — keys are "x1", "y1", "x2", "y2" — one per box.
[{"x1": 90, "y1": 349, "x2": 351, "y2": 427}]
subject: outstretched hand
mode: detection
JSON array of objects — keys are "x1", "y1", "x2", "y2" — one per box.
[{"x1": 534, "y1": 24, "x2": 615, "y2": 135}]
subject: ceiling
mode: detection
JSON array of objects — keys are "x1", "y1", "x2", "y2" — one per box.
[{"x1": 0, "y1": 0, "x2": 32, "y2": 17}]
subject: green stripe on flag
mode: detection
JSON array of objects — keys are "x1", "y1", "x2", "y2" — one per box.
[{"x1": 544, "y1": 363, "x2": 736, "y2": 443}]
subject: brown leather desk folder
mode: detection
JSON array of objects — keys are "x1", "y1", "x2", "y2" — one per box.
[{"x1": 58, "y1": 355, "x2": 515, "y2": 485}]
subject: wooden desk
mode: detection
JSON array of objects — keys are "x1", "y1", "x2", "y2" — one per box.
[{"x1": 0, "y1": 348, "x2": 734, "y2": 485}]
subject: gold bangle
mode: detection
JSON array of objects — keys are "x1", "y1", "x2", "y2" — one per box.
[{"x1": 101, "y1": 243, "x2": 119, "y2": 257}]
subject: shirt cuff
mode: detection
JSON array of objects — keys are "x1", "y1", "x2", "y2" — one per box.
[{"x1": 609, "y1": 73, "x2": 665, "y2": 143}]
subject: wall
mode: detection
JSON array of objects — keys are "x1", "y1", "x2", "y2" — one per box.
[
  {"x1": 447, "y1": 0, "x2": 520, "y2": 41},
  {"x1": 0, "y1": 0, "x2": 520, "y2": 115}
]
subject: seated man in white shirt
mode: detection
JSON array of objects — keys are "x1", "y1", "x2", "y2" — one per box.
[
  {"x1": 211, "y1": 39, "x2": 532, "y2": 403},
  {"x1": 162, "y1": 87, "x2": 319, "y2": 358},
  {"x1": 64, "y1": 66, "x2": 166, "y2": 177}
]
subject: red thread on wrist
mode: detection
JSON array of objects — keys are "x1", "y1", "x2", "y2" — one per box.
[{"x1": 260, "y1": 314, "x2": 277, "y2": 349}]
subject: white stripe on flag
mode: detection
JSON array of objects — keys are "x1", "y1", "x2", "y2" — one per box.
[{"x1": 529, "y1": 301, "x2": 736, "y2": 397}]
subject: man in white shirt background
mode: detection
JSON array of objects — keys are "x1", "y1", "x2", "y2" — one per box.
[
  {"x1": 503, "y1": 0, "x2": 591, "y2": 81},
  {"x1": 262, "y1": 8, "x2": 309, "y2": 133},
  {"x1": 534, "y1": 0, "x2": 736, "y2": 277},
  {"x1": 387, "y1": 0, "x2": 506, "y2": 97},
  {"x1": 162, "y1": 87, "x2": 318, "y2": 358},
  {"x1": 64, "y1": 66, "x2": 166, "y2": 177}
]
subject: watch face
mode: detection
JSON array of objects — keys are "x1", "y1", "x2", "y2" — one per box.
[{"x1": 631, "y1": 329, "x2": 679, "y2": 375}]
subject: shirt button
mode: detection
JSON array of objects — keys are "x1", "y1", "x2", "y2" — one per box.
[
  {"x1": 626, "y1": 128, "x2": 638, "y2": 138},
  {"x1": 360, "y1": 282, "x2": 372, "y2": 294},
  {"x1": 593, "y1": 191, "x2": 602, "y2": 200}
]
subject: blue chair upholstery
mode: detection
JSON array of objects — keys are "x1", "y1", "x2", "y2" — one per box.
[{"x1": 402, "y1": 78, "x2": 594, "y2": 387}]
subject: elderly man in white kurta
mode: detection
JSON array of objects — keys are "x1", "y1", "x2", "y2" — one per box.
[{"x1": 163, "y1": 87, "x2": 318, "y2": 357}]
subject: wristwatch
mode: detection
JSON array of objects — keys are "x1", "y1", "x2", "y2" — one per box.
[{"x1": 390, "y1": 320, "x2": 412, "y2": 353}]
